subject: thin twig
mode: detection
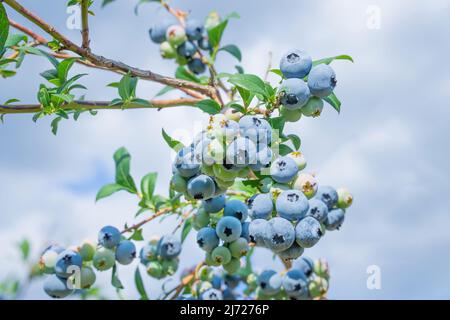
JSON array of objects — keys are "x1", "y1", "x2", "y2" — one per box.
[
  {"x1": 80, "y1": 0, "x2": 90, "y2": 50},
  {"x1": 121, "y1": 207, "x2": 172, "y2": 234}
]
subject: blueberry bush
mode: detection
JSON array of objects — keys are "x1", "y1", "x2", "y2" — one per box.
[{"x1": 0, "y1": 0, "x2": 353, "y2": 300}]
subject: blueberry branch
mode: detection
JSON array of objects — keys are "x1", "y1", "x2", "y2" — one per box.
[
  {"x1": 120, "y1": 207, "x2": 172, "y2": 234},
  {"x1": 80, "y1": 0, "x2": 90, "y2": 50}
]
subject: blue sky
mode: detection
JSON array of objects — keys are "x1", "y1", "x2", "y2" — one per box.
[{"x1": 1, "y1": 0, "x2": 450, "y2": 299}]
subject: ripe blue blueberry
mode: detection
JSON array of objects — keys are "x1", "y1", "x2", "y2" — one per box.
[
  {"x1": 185, "y1": 19, "x2": 204, "y2": 41},
  {"x1": 203, "y1": 194, "x2": 226, "y2": 213},
  {"x1": 307, "y1": 64, "x2": 337, "y2": 98},
  {"x1": 282, "y1": 269, "x2": 309, "y2": 299},
  {"x1": 263, "y1": 217, "x2": 295, "y2": 252},
  {"x1": 54, "y1": 250, "x2": 83, "y2": 278},
  {"x1": 302, "y1": 97, "x2": 324, "y2": 117},
  {"x1": 197, "y1": 227, "x2": 220, "y2": 252},
  {"x1": 324, "y1": 208, "x2": 345, "y2": 231},
  {"x1": 279, "y1": 78, "x2": 311, "y2": 110},
  {"x1": 239, "y1": 115, "x2": 272, "y2": 144},
  {"x1": 251, "y1": 146, "x2": 273, "y2": 171},
  {"x1": 174, "y1": 152, "x2": 200, "y2": 179},
  {"x1": 115, "y1": 240, "x2": 136, "y2": 265},
  {"x1": 201, "y1": 288, "x2": 223, "y2": 300},
  {"x1": 276, "y1": 190, "x2": 309, "y2": 221},
  {"x1": 188, "y1": 58, "x2": 207, "y2": 74},
  {"x1": 295, "y1": 216, "x2": 323, "y2": 248},
  {"x1": 248, "y1": 219, "x2": 268, "y2": 246},
  {"x1": 216, "y1": 216, "x2": 242, "y2": 243},
  {"x1": 247, "y1": 193, "x2": 273, "y2": 220},
  {"x1": 139, "y1": 242, "x2": 157, "y2": 265},
  {"x1": 240, "y1": 221, "x2": 250, "y2": 241},
  {"x1": 177, "y1": 41, "x2": 197, "y2": 58},
  {"x1": 44, "y1": 274, "x2": 74, "y2": 299},
  {"x1": 270, "y1": 156, "x2": 299, "y2": 183},
  {"x1": 224, "y1": 199, "x2": 248, "y2": 222},
  {"x1": 278, "y1": 242, "x2": 304, "y2": 262},
  {"x1": 226, "y1": 137, "x2": 257, "y2": 167},
  {"x1": 306, "y1": 198, "x2": 329, "y2": 223},
  {"x1": 257, "y1": 270, "x2": 282, "y2": 295},
  {"x1": 187, "y1": 174, "x2": 216, "y2": 200},
  {"x1": 157, "y1": 235, "x2": 182, "y2": 259},
  {"x1": 149, "y1": 20, "x2": 172, "y2": 44},
  {"x1": 198, "y1": 36, "x2": 212, "y2": 51},
  {"x1": 98, "y1": 225, "x2": 121, "y2": 249},
  {"x1": 279, "y1": 49, "x2": 312, "y2": 79},
  {"x1": 314, "y1": 185, "x2": 338, "y2": 210},
  {"x1": 293, "y1": 257, "x2": 314, "y2": 277}
]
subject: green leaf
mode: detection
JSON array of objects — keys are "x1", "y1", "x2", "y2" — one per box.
[
  {"x1": 51, "y1": 117, "x2": 62, "y2": 135},
  {"x1": 129, "y1": 229, "x2": 144, "y2": 241},
  {"x1": 181, "y1": 217, "x2": 193, "y2": 243},
  {"x1": 324, "y1": 92, "x2": 341, "y2": 113},
  {"x1": 269, "y1": 69, "x2": 284, "y2": 78},
  {"x1": 4, "y1": 98, "x2": 20, "y2": 105},
  {"x1": 236, "y1": 87, "x2": 253, "y2": 107},
  {"x1": 195, "y1": 99, "x2": 221, "y2": 115},
  {"x1": 154, "y1": 85, "x2": 174, "y2": 98},
  {"x1": 21, "y1": 47, "x2": 59, "y2": 68},
  {"x1": 111, "y1": 264, "x2": 124, "y2": 289},
  {"x1": 118, "y1": 73, "x2": 137, "y2": 100},
  {"x1": 268, "y1": 116, "x2": 285, "y2": 132},
  {"x1": 208, "y1": 19, "x2": 228, "y2": 48},
  {"x1": 5, "y1": 34, "x2": 27, "y2": 48},
  {"x1": 96, "y1": 183, "x2": 126, "y2": 201},
  {"x1": 102, "y1": 0, "x2": 116, "y2": 7},
  {"x1": 57, "y1": 58, "x2": 77, "y2": 82},
  {"x1": 18, "y1": 239, "x2": 30, "y2": 261},
  {"x1": 0, "y1": 4, "x2": 9, "y2": 56},
  {"x1": 141, "y1": 172, "x2": 157, "y2": 202},
  {"x1": 287, "y1": 134, "x2": 301, "y2": 150},
  {"x1": 228, "y1": 74, "x2": 268, "y2": 98},
  {"x1": 113, "y1": 147, "x2": 138, "y2": 193},
  {"x1": 134, "y1": 267, "x2": 148, "y2": 300},
  {"x1": 313, "y1": 55, "x2": 354, "y2": 66},
  {"x1": 131, "y1": 98, "x2": 152, "y2": 107},
  {"x1": 227, "y1": 102, "x2": 245, "y2": 114},
  {"x1": 278, "y1": 144, "x2": 293, "y2": 156},
  {"x1": 161, "y1": 128, "x2": 184, "y2": 151},
  {"x1": 235, "y1": 65, "x2": 244, "y2": 74},
  {"x1": 40, "y1": 69, "x2": 58, "y2": 82},
  {"x1": 175, "y1": 66, "x2": 200, "y2": 83},
  {"x1": 218, "y1": 44, "x2": 242, "y2": 61}
]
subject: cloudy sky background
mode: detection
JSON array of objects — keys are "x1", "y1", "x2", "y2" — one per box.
[{"x1": 1, "y1": 0, "x2": 450, "y2": 299}]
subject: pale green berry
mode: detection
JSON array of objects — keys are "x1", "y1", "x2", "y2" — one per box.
[
  {"x1": 280, "y1": 106, "x2": 302, "y2": 122},
  {"x1": 213, "y1": 164, "x2": 238, "y2": 182},
  {"x1": 287, "y1": 151, "x2": 306, "y2": 170},
  {"x1": 93, "y1": 248, "x2": 115, "y2": 271},
  {"x1": 160, "y1": 41, "x2": 177, "y2": 59},
  {"x1": 147, "y1": 261, "x2": 164, "y2": 279},
  {"x1": 205, "y1": 252, "x2": 221, "y2": 266},
  {"x1": 337, "y1": 187, "x2": 353, "y2": 209},
  {"x1": 215, "y1": 177, "x2": 235, "y2": 190},
  {"x1": 205, "y1": 11, "x2": 221, "y2": 30},
  {"x1": 293, "y1": 173, "x2": 318, "y2": 198},
  {"x1": 229, "y1": 238, "x2": 249, "y2": 258},
  {"x1": 196, "y1": 265, "x2": 212, "y2": 281},
  {"x1": 225, "y1": 108, "x2": 242, "y2": 122},
  {"x1": 176, "y1": 55, "x2": 188, "y2": 66},
  {"x1": 193, "y1": 207, "x2": 211, "y2": 229},
  {"x1": 211, "y1": 246, "x2": 232, "y2": 265},
  {"x1": 161, "y1": 258, "x2": 179, "y2": 276},
  {"x1": 302, "y1": 97, "x2": 324, "y2": 118},
  {"x1": 73, "y1": 266, "x2": 96, "y2": 289},
  {"x1": 308, "y1": 277, "x2": 329, "y2": 298},
  {"x1": 223, "y1": 257, "x2": 240, "y2": 274},
  {"x1": 313, "y1": 259, "x2": 330, "y2": 279},
  {"x1": 78, "y1": 239, "x2": 96, "y2": 262},
  {"x1": 171, "y1": 173, "x2": 187, "y2": 193}
]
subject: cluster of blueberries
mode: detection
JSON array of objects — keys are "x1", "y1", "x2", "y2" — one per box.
[
  {"x1": 139, "y1": 235, "x2": 182, "y2": 279},
  {"x1": 40, "y1": 226, "x2": 136, "y2": 298},
  {"x1": 148, "y1": 15, "x2": 216, "y2": 74},
  {"x1": 256, "y1": 257, "x2": 330, "y2": 300},
  {"x1": 278, "y1": 49, "x2": 337, "y2": 121}
]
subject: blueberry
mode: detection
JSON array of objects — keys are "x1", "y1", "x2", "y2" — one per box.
[
  {"x1": 263, "y1": 217, "x2": 295, "y2": 252},
  {"x1": 211, "y1": 274, "x2": 222, "y2": 289},
  {"x1": 211, "y1": 118, "x2": 240, "y2": 142},
  {"x1": 213, "y1": 164, "x2": 238, "y2": 182},
  {"x1": 278, "y1": 242, "x2": 304, "y2": 261},
  {"x1": 223, "y1": 257, "x2": 241, "y2": 274},
  {"x1": 276, "y1": 190, "x2": 309, "y2": 221},
  {"x1": 279, "y1": 49, "x2": 312, "y2": 79},
  {"x1": 239, "y1": 115, "x2": 272, "y2": 144},
  {"x1": 257, "y1": 270, "x2": 282, "y2": 295},
  {"x1": 302, "y1": 97, "x2": 324, "y2": 117},
  {"x1": 308, "y1": 277, "x2": 329, "y2": 299},
  {"x1": 282, "y1": 269, "x2": 309, "y2": 299},
  {"x1": 205, "y1": 251, "x2": 221, "y2": 266},
  {"x1": 40, "y1": 245, "x2": 64, "y2": 274},
  {"x1": 307, "y1": 64, "x2": 337, "y2": 98},
  {"x1": 174, "y1": 152, "x2": 200, "y2": 178},
  {"x1": 279, "y1": 78, "x2": 310, "y2": 110},
  {"x1": 306, "y1": 198, "x2": 329, "y2": 223},
  {"x1": 177, "y1": 41, "x2": 197, "y2": 58},
  {"x1": 185, "y1": 19, "x2": 204, "y2": 41},
  {"x1": 149, "y1": 20, "x2": 172, "y2": 44},
  {"x1": 198, "y1": 36, "x2": 212, "y2": 51},
  {"x1": 147, "y1": 261, "x2": 164, "y2": 279},
  {"x1": 295, "y1": 216, "x2": 323, "y2": 248},
  {"x1": 139, "y1": 242, "x2": 158, "y2": 265},
  {"x1": 188, "y1": 58, "x2": 207, "y2": 74},
  {"x1": 324, "y1": 208, "x2": 345, "y2": 231},
  {"x1": 248, "y1": 219, "x2": 268, "y2": 246},
  {"x1": 201, "y1": 288, "x2": 223, "y2": 300},
  {"x1": 224, "y1": 199, "x2": 248, "y2": 222},
  {"x1": 280, "y1": 106, "x2": 302, "y2": 122},
  {"x1": 197, "y1": 227, "x2": 220, "y2": 252},
  {"x1": 211, "y1": 246, "x2": 232, "y2": 265},
  {"x1": 203, "y1": 194, "x2": 226, "y2": 213},
  {"x1": 337, "y1": 187, "x2": 353, "y2": 209},
  {"x1": 187, "y1": 174, "x2": 216, "y2": 200},
  {"x1": 313, "y1": 258, "x2": 330, "y2": 279},
  {"x1": 251, "y1": 146, "x2": 273, "y2": 171},
  {"x1": 78, "y1": 240, "x2": 95, "y2": 262},
  {"x1": 93, "y1": 247, "x2": 115, "y2": 271},
  {"x1": 170, "y1": 173, "x2": 188, "y2": 193},
  {"x1": 54, "y1": 250, "x2": 83, "y2": 278},
  {"x1": 216, "y1": 216, "x2": 242, "y2": 243},
  {"x1": 270, "y1": 156, "x2": 299, "y2": 183},
  {"x1": 193, "y1": 207, "x2": 211, "y2": 229},
  {"x1": 115, "y1": 240, "x2": 136, "y2": 265},
  {"x1": 314, "y1": 185, "x2": 338, "y2": 209},
  {"x1": 240, "y1": 221, "x2": 250, "y2": 241},
  {"x1": 157, "y1": 235, "x2": 182, "y2": 259},
  {"x1": 293, "y1": 173, "x2": 318, "y2": 198},
  {"x1": 247, "y1": 193, "x2": 273, "y2": 220},
  {"x1": 78, "y1": 266, "x2": 96, "y2": 289},
  {"x1": 98, "y1": 225, "x2": 121, "y2": 249},
  {"x1": 44, "y1": 274, "x2": 74, "y2": 299},
  {"x1": 161, "y1": 258, "x2": 179, "y2": 276},
  {"x1": 293, "y1": 257, "x2": 314, "y2": 278},
  {"x1": 287, "y1": 151, "x2": 307, "y2": 171},
  {"x1": 226, "y1": 137, "x2": 257, "y2": 167},
  {"x1": 228, "y1": 237, "x2": 249, "y2": 258},
  {"x1": 160, "y1": 41, "x2": 177, "y2": 59},
  {"x1": 166, "y1": 25, "x2": 187, "y2": 46}
]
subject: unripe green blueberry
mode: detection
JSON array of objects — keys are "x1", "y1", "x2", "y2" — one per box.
[
  {"x1": 287, "y1": 151, "x2": 307, "y2": 171},
  {"x1": 308, "y1": 277, "x2": 329, "y2": 299},
  {"x1": 247, "y1": 273, "x2": 258, "y2": 291},
  {"x1": 160, "y1": 41, "x2": 177, "y2": 59},
  {"x1": 205, "y1": 252, "x2": 221, "y2": 266},
  {"x1": 76, "y1": 266, "x2": 96, "y2": 289},
  {"x1": 166, "y1": 25, "x2": 187, "y2": 46},
  {"x1": 213, "y1": 164, "x2": 238, "y2": 182},
  {"x1": 171, "y1": 173, "x2": 188, "y2": 193},
  {"x1": 201, "y1": 165, "x2": 215, "y2": 176},
  {"x1": 337, "y1": 187, "x2": 353, "y2": 209},
  {"x1": 237, "y1": 167, "x2": 250, "y2": 179},
  {"x1": 313, "y1": 259, "x2": 330, "y2": 279},
  {"x1": 293, "y1": 173, "x2": 318, "y2": 198},
  {"x1": 78, "y1": 239, "x2": 96, "y2": 262},
  {"x1": 93, "y1": 248, "x2": 115, "y2": 271},
  {"x1": 228, "y1": 238, "x2": 249, "y2": 258},
  {"x1": 223, "y1": 257, "x2": 240, "y2": 274},
  {"x1": 161, "y1": 257, "x2": 179, "y2": 276},
  {"x1": 196, "y1": 265, "x2": 212, "y2": 281},
  {"x1": 225, "y1": 108, "x2": 243, "y2": 122},
  {"x1": 211, "y1": 246, "x2": 232, "y2": 265},
  {"x1": 302, "y1": 97, "x2": 324, "y2": 117},
  {"x1": 40, "y1": 248, "x2": 60, "y2": 274},
  {"x1": 280, "y1": 106, "x2": 302, "y2": 122},
  {"x1": 205, "y1": 139, "x2": 226, "y2": 163},
  {"x1": 193, "y1": 207, "x2": 211, "y2": 229},
  {"x1": 176, "y1": 55, "x2": 188, "y2": 66},
  {"x1": 147, "y1": 261, "x2": 164, "y2": 279}
]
